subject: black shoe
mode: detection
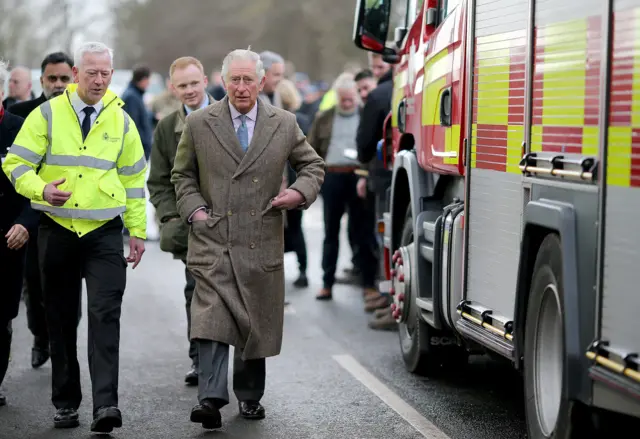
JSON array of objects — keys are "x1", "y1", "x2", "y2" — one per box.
[
  {"x1": 293, "y1": 273, "x2": 308, "y2": 288},
  {"x1": 31, "y1": 337, "x2": 49, "y2": 369},
  {"x1": 239, "y1": 401, "x2": 265, "y2": 420},
  {"x1": 53, "y1": 408, "x2": 79, "y2": 429},
  {"x1": 91, "y1": 406, "x2": 122, "y2": 433},
  {"x1": 0, "y1": 392, "x2": 6, "y2": 407},
  {"x1": 185, "y1": 364, "x2": 198, "y2": 386},
  {"x1": 190, "y1": 400, "x2": 222, "y2": 429}
]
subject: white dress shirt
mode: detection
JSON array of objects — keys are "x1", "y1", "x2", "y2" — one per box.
[
  {"x1": 70, "y1": 91, "x2": 104, "y2": 130},
  {"x1": 229, "y1": 100, "x2": 257, "y2": 145}
]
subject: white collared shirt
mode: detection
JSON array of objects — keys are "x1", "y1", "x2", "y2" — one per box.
[
  {"x1": 228, "y1": 100, "x2": 257, "y2": 145},
  {"x1": 70, "y1": 91, "x2": 104, "y2": 130},
  {"x1": 185, "y1": 95, "x2": 210, "y2": 115}
]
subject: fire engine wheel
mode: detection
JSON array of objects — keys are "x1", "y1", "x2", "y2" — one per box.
[
  {"x1": 524, "y1": 233, "x2": 592, "y2": 439},
  {"x1": 394, "y1": 206, "x2": 467, "y2": 375}
]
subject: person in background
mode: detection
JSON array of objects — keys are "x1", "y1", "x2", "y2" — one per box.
[
  {"x1": 206, "y1": 68, "x2": 226, "y2": 101},
  {"x1": 354, "y1": 69, "x2": 377, "y2": 105},
  {"x1": 2, "y1": 66, "x2": 33, "y2": 109},
  {"x1": 0, "y1": 59, "x2": 40, "y2": 407},
  {"x1": 171, "y1": 48, "x2": 324, "y2": 430},
  {"x1": 258, "y1": 50, "x2": 285, "y2": 108},
  {"x1": 148, "y1": 56, "x2": 214, "y2": 387},
  {"x1": 150, "y1": 76, "x2": 181, "y2": 126},
  {"x1": 357, "y1": 52, "x2": 395, "y2": 330},
  {"x1": 122, "y1": 64, "x2": 153, "y2": 160},
  {"x1": 277, "y1": 78, "x2": 310, "y2": 288},
  {"x1": 308, "y1": 74, "x2": 379, "y2": 302},
  {"x1": 7, "y1": 51, "x2": 79, "y2": 369},
  {"x1": 2, "y1": 41, "x2": 147, "y2": 432}
]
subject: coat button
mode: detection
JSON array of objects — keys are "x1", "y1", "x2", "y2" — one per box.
[
  {"x1": 227, "y1": 210, "x2": 233, "y2": 216},
  {"x1": 252, "y1": 177, "x2": 258, "y2": 183},
  {"x1": 250, "y1": 209, "x2": 256, "y2": 216},
  {"x1": 250, "y1": 242, "x2": 256, "y2": 249},
  {"x1": 75, "y1": 203, "x2": 79, "y2": 207}
]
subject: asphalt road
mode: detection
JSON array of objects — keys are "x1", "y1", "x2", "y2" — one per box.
[{"x1": 0, "y1": 202, "x2": 526, "y2": 439}]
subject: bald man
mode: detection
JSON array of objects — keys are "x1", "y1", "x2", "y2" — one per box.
[{"x1": 3, "y1": 66, "x2": 33, "y2": 109}]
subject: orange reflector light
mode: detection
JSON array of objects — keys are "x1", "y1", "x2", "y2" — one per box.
[{"x1": 377, "y1": 220, "x2": 385, "y2": 234}]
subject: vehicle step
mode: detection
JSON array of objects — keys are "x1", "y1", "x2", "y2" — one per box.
[
  {"x1": 457, "y1": 300, "x2": 514, "y2": 340},
  {"x1": 415, "y1": 297, "x2": 433, "y2": 312},
  {"x1": 419, "y1": 243, "x2": 434, "y2": 262},
  {"x1": 587, "y1": 340, "x2": 640, "y2": 387},
  {"x1": 455, "y1": 319, "x2": 515, "y2": 360},
  {"x1": 423, "y1": 219, "x2": 436, "y2": 243}
]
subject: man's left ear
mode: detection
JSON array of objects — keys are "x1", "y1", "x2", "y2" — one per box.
[{"x1": 259, "y1": 76, "x2": 266, "y2": 92}]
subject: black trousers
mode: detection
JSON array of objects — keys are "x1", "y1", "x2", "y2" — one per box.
[
  {"x1": 24, "y1": 230, "x2": 82, "y2": 345},
  {"x1": 183, "y1": 263, "x2": 197, "y2": 365},
  {"x1": 39, "y1": 216, "x2": 126, "y2": 412},
  {"x1": 321, "y1": 172, "x2": 378, "y2": 289},
  {"x1": 0, "y1": 233, "x2": 26, "y2": 388},
  {"x1": 284, "y1": 209, "x2": 307, "y2": 273}
]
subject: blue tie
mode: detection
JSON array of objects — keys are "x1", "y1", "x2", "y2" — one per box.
[{"x1": 236, "y1": 114, "x2": 249, "y2": 152}]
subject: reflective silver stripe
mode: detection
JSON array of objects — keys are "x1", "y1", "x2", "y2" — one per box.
[
  {"x1": 126, "y1": 188, "x2": 145, "y2": 198},
  {"x1": 118, "y1": 156, "x2": 146, "y2": 176},
  {"x1": 32, "y1": 203, "x2": 125, "y2": 220},
  {"x1": 40, "y1": 101, "x2": 52, "y2": 144},
  {"x1": 9, "y1": 144, "x2": 43, "y2": 165},
  {"x1": 46, "y1": 155, "x2": 116, "y2": 170},
  {"x1": 117, "y1": 110, "x2": 130, "y2": 162},
  {"x1": 10, "y1": 164, "x2": 33, "y2": 185}
]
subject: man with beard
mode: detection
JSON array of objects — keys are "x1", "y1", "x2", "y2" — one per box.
[{"x1": 7, "y1": 52, "x2": 79, "y2": 369}]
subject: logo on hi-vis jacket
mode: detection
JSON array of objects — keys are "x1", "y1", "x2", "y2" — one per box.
[{"x1": 103, "y1": 132, "x2": 121, "y2": 143}]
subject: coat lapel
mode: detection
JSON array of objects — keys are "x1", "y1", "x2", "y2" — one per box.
[
  {"x1": 233, "y1": 98, "x2": 280, "y2": 178},
  {"x1": 204, "y1": 96, "x2": 244, "y2": 163}
]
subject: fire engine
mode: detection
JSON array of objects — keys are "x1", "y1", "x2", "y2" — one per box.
[{"x1": 352, "y1": 0, "x2": 640, "y2": 436}]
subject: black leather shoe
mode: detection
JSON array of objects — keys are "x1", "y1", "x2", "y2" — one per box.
[
  {"x1": 0, "y1": 392, "x2": 6, "y2": 407},
  {"x1": 190, "y1": 400, "x2": 222, "y2": 429},
  {"x1": 53, "y1": 408, "x2": 79, "y2": 429},
  {"x1": 185, "y1": 365, "x2": 198, "y2": 386},
  {"x1": 31, "y1": 337, "x2": 49, "y2": 369},
  {"x1": 293, "y1": 273, "x2": 308, "y2": 288},
  {"x1": 239, "y1": 401, "x2": 265, "y2": 420},
  {"x1": 91, "y1": 406, "x2": 122, "y2": 433}
]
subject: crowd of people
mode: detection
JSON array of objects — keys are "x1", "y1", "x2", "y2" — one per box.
[{"x1": 0, "y1": 42, "x2": 394, "y2": 432}]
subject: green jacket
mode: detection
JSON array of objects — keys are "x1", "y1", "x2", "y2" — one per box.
[{"x1": 148, "y1": 95, "x2": 214, "y2": 259}]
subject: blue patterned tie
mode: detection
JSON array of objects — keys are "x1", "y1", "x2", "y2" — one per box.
[{"x1": 236, "y1": 114, "x2": 249, "y2": 152}]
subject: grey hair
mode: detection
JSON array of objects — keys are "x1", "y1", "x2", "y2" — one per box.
[
  {"x1": 332, "y1": 72, "x2": 357, "y2": 93},
  {"x1": 221, "y1": 48, "x2": 265, "y2": 81},
  {"x1": 259, "y1": 50, "x2": 284, "y2": 71},
  {"x1": 74, "y1": 42, "x2": 114, "y2": 68},
  {"x1": 0, "y1": 60, "x2": 9, "y2": 89}
]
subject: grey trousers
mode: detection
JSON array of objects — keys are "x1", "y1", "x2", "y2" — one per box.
[{"x1": 197, "y1": 340, "x2": 265, "y2": 407}]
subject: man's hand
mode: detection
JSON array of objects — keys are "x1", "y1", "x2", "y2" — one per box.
[
  {"x1": 127, "y1": 236, "x2": 145, "y2": 269},
  {"x1": 356, "y1": 177, "x2": 367, "y2": 199},
  {"x1": 5, "y1": 224, "x2": 29, "y2": 250},
  {"x1": 191, "y1": 209, "x2": 208, "y2": 222},
  {"x1": 43, "y1": 178, "x2": 72, "y2": 206},
  {"x1": 271, "y1": 188, "x2": 305, "y2": 210}
]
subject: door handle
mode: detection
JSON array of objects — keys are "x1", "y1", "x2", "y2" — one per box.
[{"x1": 440, "y1": 87, "x2": 452, "y2": 127}]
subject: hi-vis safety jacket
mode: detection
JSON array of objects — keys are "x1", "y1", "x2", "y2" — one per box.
[{"x1": 1, "y1": 84, "x2": 147, "y2": 239}]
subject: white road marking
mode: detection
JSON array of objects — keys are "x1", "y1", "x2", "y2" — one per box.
[
  {"x1": 284, "y1": 304, "x2": 296, "y2": 314},
  {"x1": 333, "y1": 354, "x2": 451, "y2": 439}
]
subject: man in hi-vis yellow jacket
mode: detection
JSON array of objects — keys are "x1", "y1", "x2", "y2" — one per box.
[{"x1": 2, "y1": 42, "x2": 146, "y2": 434}]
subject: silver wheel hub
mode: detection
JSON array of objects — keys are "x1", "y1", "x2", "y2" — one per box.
[
  {"x1": 391, "y1": 243, "x2": 414, "y2": 323},
  {"x1": 533, "y1": 284, "x2": 563, "y2": 436}
]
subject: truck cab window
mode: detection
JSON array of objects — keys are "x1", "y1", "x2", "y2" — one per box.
[{"x1": 439, "y1": 0, "x2": 460, "y2": 24}]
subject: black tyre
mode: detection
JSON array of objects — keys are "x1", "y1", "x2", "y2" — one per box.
[
  {"x1": 397, "y1": 206, "x2": 467, "y2": 375},
  {"x1": 524, "y1": 233, "x2": 592, "y2": 438}
]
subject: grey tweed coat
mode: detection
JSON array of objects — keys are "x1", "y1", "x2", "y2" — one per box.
[{"x1": 170, "y1": 96, "x2": 324, "y2": 359}]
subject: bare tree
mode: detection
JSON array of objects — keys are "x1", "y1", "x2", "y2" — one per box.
[{"x1": 110, "y1": 0, "x2": 368, "y2": 81}]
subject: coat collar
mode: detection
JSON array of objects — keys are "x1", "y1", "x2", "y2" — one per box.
[
  {"x1": 174, "y1": 93, "x2": 214, "y2": 134},
  {"x1": 206, "y1": 96, "x2": 280, "y2": 176}
]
